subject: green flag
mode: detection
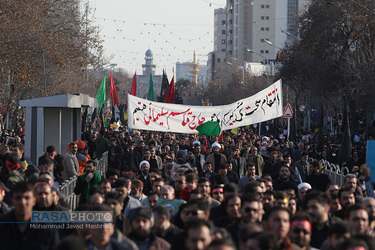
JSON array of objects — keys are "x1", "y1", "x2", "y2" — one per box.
[
  {"x1": 147, "y1": 72, "x2": 154, "y2": 101},
  {"x1": 196, "y1": 121, "x2": 221, "y2": 137},
  {"x1": 96, "y1": 73, "x2": 106, "y2": 111}
]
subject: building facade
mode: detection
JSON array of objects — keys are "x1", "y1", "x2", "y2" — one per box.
[{"x1": 208, "y1": 0, "x2": 311, "y2": 78}]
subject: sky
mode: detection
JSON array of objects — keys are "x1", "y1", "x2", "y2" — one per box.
[{"x1": 89, "y1": 0, "x2": 226, "y2": 77}]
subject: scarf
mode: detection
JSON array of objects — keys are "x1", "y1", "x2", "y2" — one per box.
[{"x1": 79, "y1": 172, "x2": 101, "y2": 202}]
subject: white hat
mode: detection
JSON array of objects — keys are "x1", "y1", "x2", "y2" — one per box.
[
  {"x1": 211, "y1": 142, "x2": 221, "y2": 149},
  {"x1": 139, "y1": 160, "x2": 150, "y2": 170},
  {"x1": 298, "y1": 182, "x2": 312, "y2": 191},
  {"x1": 193, "y1": 141, "x2": 201, "y2": 146}
]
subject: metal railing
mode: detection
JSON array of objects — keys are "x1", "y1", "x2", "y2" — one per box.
[
  {"x1": 58, "y1": 151, "x2": 108, "y2": 210},
  {"x1": 313, "y1": 158, "x2": 350, "y2": 187}
]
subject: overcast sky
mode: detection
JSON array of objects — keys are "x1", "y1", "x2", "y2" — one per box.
[{"x1": 89, "y1": 0, "x2": 225, "y2": 77}]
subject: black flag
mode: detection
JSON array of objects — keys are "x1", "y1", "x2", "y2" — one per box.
[
  {"x1": 81, "y1": 107, "x2": 88, "y2": 133},
  {"x1": 111, "y1": 106, "x2": 116, "y2": 124},
  {"x1": 158, "y1": 70, "x2": 169, "y2": 102},
  {"x1": 91, "y1": 108, "x2": 98, "y2": 129},
  {"x1": 119, "y1": 103, "x2": 125, "y2": 126}
]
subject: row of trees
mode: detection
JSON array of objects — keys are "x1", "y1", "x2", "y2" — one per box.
[
  {"x1": 203, "y1": 62, "x2": 272, "y2": 105},
  {"x1": 1, "y1": 0, "x2": 106, "y2": 128},
  {"x1": 204, "y1": 0, "x2": 375, "y2": 137},
  {"x1": 278, "y1": 0, "x2": 375, "y2": 155}
]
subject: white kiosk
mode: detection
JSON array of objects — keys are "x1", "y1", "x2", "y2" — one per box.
[{"x1": 19, "y1": 94, "x2": 97, "y2": 164}]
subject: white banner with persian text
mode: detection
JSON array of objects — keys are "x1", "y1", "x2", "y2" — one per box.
[{"x1": 128, "y1": 80, "x2": 283, "y2": 133}]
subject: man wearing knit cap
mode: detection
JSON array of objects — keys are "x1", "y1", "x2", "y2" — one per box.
[
  {"x1": 128, "y1": 207, "x2": 171, "y2": 250},
  {"x1": 171, "y1": 150, "x2": 193, "y2": 176},
  {"x1": 206, "y1": 142, "x2": 227, "y2": 173},
  {"x1": 76, "y1": 140, "x2": 90, "y2": 175}
]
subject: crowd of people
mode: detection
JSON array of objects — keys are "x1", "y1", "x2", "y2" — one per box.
[{"x1": 0, "y1": 124, "x2": 374, "y2": 250}]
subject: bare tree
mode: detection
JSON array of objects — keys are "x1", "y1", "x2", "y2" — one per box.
[{"x1": 0, "y1": 0, "x2": 105, "y2": 128}]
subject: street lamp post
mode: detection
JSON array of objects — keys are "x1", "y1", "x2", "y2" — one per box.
[
  {"x1": 264, "y1": 40, "x2": 282, "y2": 50},
  {"x1": 281, "y1": 29, "x2": 301, "y2": 41}
]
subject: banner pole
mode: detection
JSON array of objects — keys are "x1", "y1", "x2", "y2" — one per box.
[
  {"x1": 259, "y1": 122, "x2": 261, "y2": 136},
  {"x1": 287, "y1": 117, "x2": 290, "y2": 141}
]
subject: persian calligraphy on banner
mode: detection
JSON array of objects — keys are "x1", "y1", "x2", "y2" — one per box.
[{"x1": 128, "y1": 80, "x2": 283, "y2": 133}]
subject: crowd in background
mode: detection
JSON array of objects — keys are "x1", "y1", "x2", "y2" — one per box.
[{"x1": 0, "y1": 122, "x2": 373, "y2": 250}]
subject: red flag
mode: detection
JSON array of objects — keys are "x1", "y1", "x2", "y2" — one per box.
[
  {"x1": 130, "y1": 72, "x2": 137, "y2": 96},
  {"x1": 218, "y1": 132, "x2": 223, "y2": 142},
  {"x1": 110, "y1": 70, "x2": 120, "y2": 106},
  {"x1": 164, "y1": 76, "x2": 175, "y2": 103}
]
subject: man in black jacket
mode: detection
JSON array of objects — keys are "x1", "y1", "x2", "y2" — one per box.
[
  {"x1": 128, "y1": 207, "x2": 171, "y2": 249},
  {"x1": 34, "y1": 182, "x2": 67, "y2": 211},
  {"x1": 123, "y1": 143, "x2": 141, "y2": 173},
  {"x1": 305, "y1": 160, "x2": 331, "y2": 192},
  {"x1": 0, "y1": 182, "x2": 60, "y2": 250},
  {"x1": 108, "y1": 137, "x2": 124, "y2": 171},
  {"x1": 273, "y1": 165, "x2": 299, "y2": 192}
]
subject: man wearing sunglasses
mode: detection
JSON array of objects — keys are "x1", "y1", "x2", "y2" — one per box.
[
  {"x1": 170, "y1": 199, "x2": 210, "y2": 250},
  {"x1": 185, "y1": 198, "x2": 210, "y2": 221},
  {"x1": 226, "y1": 195, "x2": 261, "y2": 247}
]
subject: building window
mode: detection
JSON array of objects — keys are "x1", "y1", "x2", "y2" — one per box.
[
  {"x1": 229, "y1": 40, "x2": 233, "y2": 45},
  {"x1": 222, "y1": 48, "x2": 226, "y2": 52},
  {"x1": 217, "y1": 58, "x2": 221, "y2": 63},
  {"x1": 261, "y1": 38, "x2": 265, "y2": 42},
  {"x1": 266, "y1": 5, "x2": 270, "y2": 8},
  {"x1": 261, "y1": 50, "x2": 264, "y2": 53},
  {"x1": 261, "y1": 27, "x2": 265, "y2": 31},
  {"x1": 265, "y1": 50, "x2": 269, "y2": 54},
  {"x1": 222, "y1": 30, "x2": 226, "y2": 34},
  {"x1": 261, "y1": 4, "x2": 265, "y2": 8},
  {"x1": 261, "y1": 16, "x2": 265, "y2": 20},
  {"x1": 222, "y1": 20, "x2": 226, "y2": 25},
  {"x1": 222, "y1": 39, "x2": 226, "y2": 44},
  {"x1": 229, "y1": 19, "x2": 233, "y2": 24},
  {"x1": 266, "y1": 27, "x2": 269, "y2": 31},
  {"x1": 266, "y1": 16, "x2": 269, "y2": 20}
]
